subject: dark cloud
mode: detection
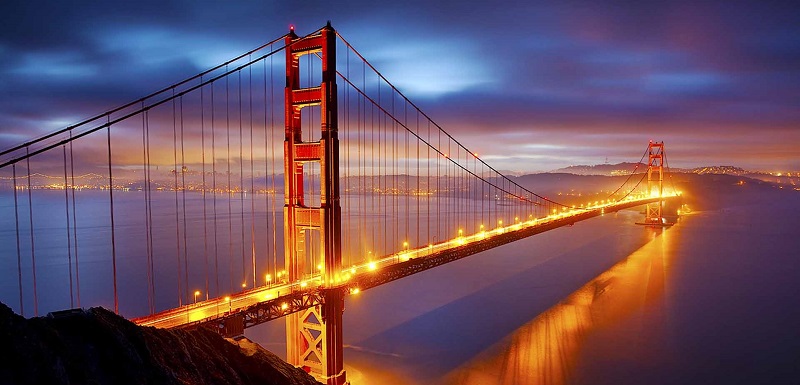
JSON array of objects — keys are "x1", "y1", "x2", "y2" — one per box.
[{"x1": 1, "y1": 0, "x2": 798, "y2": 172}]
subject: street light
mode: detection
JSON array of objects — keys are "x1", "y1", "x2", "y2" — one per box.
[
  {"x1": 194, "y1": 290, "x2": 201, "y2": 304},
  {"x1": 225, "y1": 296, "x2": 231, "y2": 313},
  {"x1": 266, "y1": 274, "x2": 272, "y2": 287}
]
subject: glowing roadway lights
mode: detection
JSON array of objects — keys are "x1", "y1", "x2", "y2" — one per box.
[{"x1": 133, "y1": 195, "x2": 675, "y2": 331}]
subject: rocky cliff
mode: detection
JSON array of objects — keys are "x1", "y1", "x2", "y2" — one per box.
[{"x1": 0, "y1": 302, "x2": 321, "y2": 385}]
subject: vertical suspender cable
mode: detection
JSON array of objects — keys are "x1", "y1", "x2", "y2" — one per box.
[
  {"x1": 380, "y1": 84, "x2": 384, "y2": 255},
  {"x1": 405, "y1": 99, "x2": 409, "y2": 244},
  {"x1": 106, "y1": 120, "x2": 119, "y2": 314},
  {"x1": 26, "y1": 149, "x2": 38, "y2": 316},
  {"x1": 180, "y1": 96, "x2": 189, "y2": 303},
  {"x1": 63, "y1": 145, "x2": 74, "y2": 308},
  {"x1": 226, "y1": 68, "x2": 233, "y2": 292},
  {"x1": 270, "y1": 46, "x2": 278, "y2": 279},
  {"x1": 481, "y1": 155, "x2": 485, "y2": 227},
  {"x1": 148, "y1": 109, "x2": 156, "y2": 311},
  {"x1": 201, "y1": 79, "x2": 210, "y2": 300},
  {"x1": 239, "y1": 70, "x2": 246, "y2": 287},
  {"x1": 148, "y1": 111, "x2": 156, "y2": 309},
  {"x1": 262, "y1": 53, "x2": 272, "y2": 279},
  {"x1": 373, "y1": 77, "x2": 378, "y2": 255},
  {"x1": 415, "y1": 108, "x2": 420, "y2": 247},
  {"x1": 447, "y1": 140, "x2": 452, "y2": 237},
  {"x1": 344, "y1": 48, "x2": 351, "y2": 266},
  {"x1": 426, "y1": 120, "x2": 430, "y2": 245},
  {"x1": 264, "y1": 46, "x2": 279, "y2": 279},
  {"x1": 436, "y1": 128, "x2": 440, "y2": 242},
  {"x1": 360, "y1": 57, "x2": 365, "y2": 259},
  {"x1": 142, "y1": 107, "x2": 153, "y2": 313},
  {"x1": 361, "y1": 56, "x2": 366, "y2": 259},
  {"x1": 261, "y1": 55, "x2": 269, "y2": 280},
  {"x1": 69, "y1": 137, "x2": 80, "y2": 307},
  {"x1": 392, "y1": 92, "x2": 397, "y2": 250},
  {"x1": 248, "y1": 58, "x2": 256, "y2": 287},
  {"x1": 173, "y1": 92, "x2": 183, "y2": 307},
  {"x1": 212, "y1": 82, "x2": 220, "y2": 297},
  {"x1": 144, "y1": 107, "x2": 155, "y2": 313},
  {"x1": 12, "y1": 165, "x2": 24, "y2": 316}
]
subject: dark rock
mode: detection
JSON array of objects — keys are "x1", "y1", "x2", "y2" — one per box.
[{"x1": 0, "y1": 302, "x2": 321, "y2": 385}]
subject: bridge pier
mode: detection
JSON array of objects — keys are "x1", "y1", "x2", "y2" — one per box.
[{"x1": 283, "y1": 23, "x2": 347, "y2": 385}]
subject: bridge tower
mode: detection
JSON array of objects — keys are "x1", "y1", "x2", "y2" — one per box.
[
  {"x1": 644, "y1": 141, "x2": 665, "y2": 225},
  {"x1": 283, "y1": 23, "x2": 346, "y2": 385}
]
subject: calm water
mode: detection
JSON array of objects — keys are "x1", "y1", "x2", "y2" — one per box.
[
  {"x1": 3, "y1": 188, "x2": 799, "y2": 384},
  {"x1": 0, "y1": 188, "x2": 530, "y2": 317}
]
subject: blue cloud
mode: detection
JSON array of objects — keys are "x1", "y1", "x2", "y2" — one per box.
[{"x1": 643, "y1": 73, "x2": 727, "y2": 94}]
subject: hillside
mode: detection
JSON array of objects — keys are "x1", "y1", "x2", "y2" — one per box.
[{"x1": 0, "y1": 303, "x2": 321, "y2": 385}]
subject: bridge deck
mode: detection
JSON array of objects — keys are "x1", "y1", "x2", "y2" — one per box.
[{"x1": 132, "y1": 195, "x2": 676, "y2": 335}]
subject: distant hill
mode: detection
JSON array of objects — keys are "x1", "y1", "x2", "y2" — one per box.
[
  {"x1": 549, "y1": 163, "x2": 779, "y2": 177},
  {"x1": 550, "y1": 162, "x2": 647, "y2": 176},
  {"x1": 690, "y1": 165, "x2": 748, "y2": 175}
]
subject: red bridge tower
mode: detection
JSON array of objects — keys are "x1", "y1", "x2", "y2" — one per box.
[
  {"x1": 644, "y1": 141, "x2": 666, "y2": 225},
  {"x1": 284, "y1": 23, "x2": 346, "y2": 385}
]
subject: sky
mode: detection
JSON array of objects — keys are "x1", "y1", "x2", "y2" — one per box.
[{"x1": 1, "y1": 0, "x2": 798, "y2": 173}]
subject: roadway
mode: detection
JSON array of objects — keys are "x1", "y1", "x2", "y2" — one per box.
[{"x1": 132, "y1": 194, "x2": 678, "y2": 332}]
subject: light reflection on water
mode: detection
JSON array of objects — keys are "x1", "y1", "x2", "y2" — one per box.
[
  {"x1": 261, "y1": 194, "x2": 800, "y2": 385},
  {"x1": 442, "y1": 227, "x2": 670, "y2": 385}
]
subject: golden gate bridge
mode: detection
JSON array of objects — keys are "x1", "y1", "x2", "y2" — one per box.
[{"x1": 0, "y1": 23, "x2": 679, "y2": 384}]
